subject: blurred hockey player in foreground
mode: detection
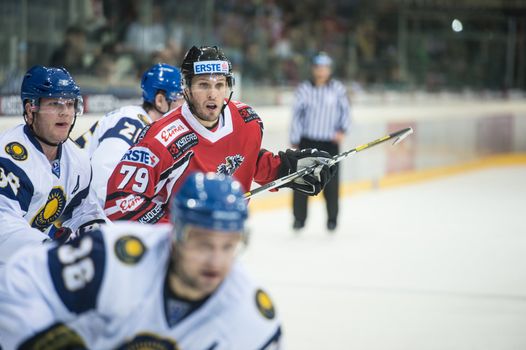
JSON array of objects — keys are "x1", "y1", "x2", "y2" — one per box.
[
  {"x1": 0, "y1": 172, "x2": 282, "y2": 349},
  {"x1": 0, "y1": 66, "x2": 106, "y2": 267},
  {"x1": 105, "y1": 45, "x2": 335, "y2": 224},
  {"x1": 75, "y1": 63, "x2": 184, "y2": 206}
]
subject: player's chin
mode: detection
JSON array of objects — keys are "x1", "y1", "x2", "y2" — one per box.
[
  {"x1": 54, "y1": 124, "x2": 70, "y2": 135},
  {"x1": 199, "y1": 274, "x2": 223, "y2": 291},
  {"x1": 47, "y1": 133, "x2": 68, "y2": 144},
  {"x1": 55, "y1": 131, "x2": 70, "y2": 142},
  {"x1": 205, "y1": 111, "x2": 220, "y2": 121}
]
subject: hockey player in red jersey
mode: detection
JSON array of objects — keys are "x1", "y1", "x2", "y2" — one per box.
[{"x1": 104, "y1": 45, "x2": 335, "y2": 223}]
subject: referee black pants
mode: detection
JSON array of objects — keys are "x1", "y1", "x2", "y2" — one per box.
[{"x1": 293, "y1": 138, "x2": 340, "y2": 225}]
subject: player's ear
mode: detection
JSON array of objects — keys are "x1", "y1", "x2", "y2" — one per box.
[
  {"x1": 24, "y1": 102, "x2": 34, "y2": 123},
  {"x1": 154, "y1": 92, "x2": 165, "y2": 109}
]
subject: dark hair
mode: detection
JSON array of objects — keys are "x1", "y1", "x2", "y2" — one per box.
[{"x1": 65, "y1": 25, "x2": 85, "y2": 36}]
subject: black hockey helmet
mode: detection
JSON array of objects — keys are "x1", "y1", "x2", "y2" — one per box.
[{"x1": 181, "y1": 46, "x2": 234, "y2": 88}]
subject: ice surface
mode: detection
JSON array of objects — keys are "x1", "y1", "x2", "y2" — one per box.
[{"x1": 242, "y1": 166, "x2": 526, "y2": 350}]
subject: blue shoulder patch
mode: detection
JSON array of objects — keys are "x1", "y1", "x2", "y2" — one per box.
[
  {"x1": 48, "y1": 229, "x2": 106, "y2": 314},
  {"x1": 0, "y1": 157, "x2": 34, "y2": 212},
  {"x1": 116, "y1": 333, "x2": 178, "y2": 350},
  {"x1": 5, "y1": 142, "x2": 28, "y2": 161},
  {"x1": 99, "y1": 118, "x2": 145, "y2": 146},
  {"x1": 114, "y1": 235, "x2": 146, "y2": 265},
  {"x1": 238, "y1": 106, "x2": 261, "y2": 124},
  {"x1": 255, "y1": 289, "x2": 276, "y2": 320},
  {"x1": 238, "y1": 106, "x2": 264, "y2": 136}
]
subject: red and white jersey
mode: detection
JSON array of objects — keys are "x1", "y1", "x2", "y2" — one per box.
[{"x1": 104, "y1": 100, "x2": 281, "y2": 223}]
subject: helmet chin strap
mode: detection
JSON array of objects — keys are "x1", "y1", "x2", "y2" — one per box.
[
  {"x1": 32, "y1": 131, "x2": 61, "y2": 147},
  {"x1": 25, "y1": 111, "x2": 75, "y2": 147},
  {"x1": 220, "y1": 90, "x2": 234, "y2": 115},
  {"x1": 153, "y1": 104, "x2": 169, "y2": 116}
]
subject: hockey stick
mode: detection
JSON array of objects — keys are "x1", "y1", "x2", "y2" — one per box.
[{"x1": 244, "y1": 127, "x2": 413, "y2": 198}]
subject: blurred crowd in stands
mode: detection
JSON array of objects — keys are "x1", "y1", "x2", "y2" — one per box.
[
  {"x1": 0, "y1": 0, "x2": 401, "y2": 97},
  {"x1": 1, "y1": 0, "x2": 524, "y2": 101}
]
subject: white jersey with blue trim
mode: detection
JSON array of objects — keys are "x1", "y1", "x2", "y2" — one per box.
[
  {"x1": 0, "y1": 124, "x2": 106, "y2": 265},
  {"x1": 75, "y1": 105, "x2": 153, "y2": 206},
  {"x1": 0, "y1": 222, "x2": 283, "y2": 350}
]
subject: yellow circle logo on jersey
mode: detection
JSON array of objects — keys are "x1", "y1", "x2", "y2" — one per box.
[
  {"x1": 255, "y1": 289, "x2": 276, "y2": 320},
  {"x1": 119, "y1": 333, "x2": 179, "y2": 349},
  {"x1": 5, "y1": 142, "x2": 28, "y2": 161},
  {"x1": 44, "y1": 197, "x2": 60, "y2": 219},
  {"x1": 31, "y1": 187, "x2": 66, "y2": 231},
  {"x1": 115, "y1": 235, "x2": 146, "y2": 264}
]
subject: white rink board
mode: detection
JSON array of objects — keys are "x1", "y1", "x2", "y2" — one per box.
[
  {"x1": 1, "y1": 100, "x2": 525, "y2": 183},
  {"x1": 0, "y1": 101, "x2": 525, "y2": 347},
  {"x1": 242, "y1": 166, "x2": 526, "y2": 350}
]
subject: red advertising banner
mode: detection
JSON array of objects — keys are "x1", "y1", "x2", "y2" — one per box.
[{"x1": 386, "y1": 121, "x2": 416, "y2": 174}]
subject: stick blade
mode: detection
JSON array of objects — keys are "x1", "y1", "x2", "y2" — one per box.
[{"x1": 392, "y1": 127, "x2": 413, "y2": 146}]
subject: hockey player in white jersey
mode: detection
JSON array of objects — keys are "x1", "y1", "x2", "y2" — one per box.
[
  {"x1": 75, "y1": 63, "x2": 184, "y2": 206},
  {"x1": 0, "y1": 172, "x2": 282, "y2": 349},
  {"x1": 0, "y1": 66, "x2": 106, "y2": 266}
]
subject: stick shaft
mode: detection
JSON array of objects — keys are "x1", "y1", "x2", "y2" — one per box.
[{"x1": 244, "y1": 127, "x2": 413, "y2": 198}]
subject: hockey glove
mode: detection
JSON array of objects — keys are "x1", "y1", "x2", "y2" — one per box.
[
  {"x1": 277, "y1": 148, "x2": 335, "y2": 195},
  {"x1": 77, "y1": 219, "x2": 106, "y2": 235},
  {"x1": 46, "y1": 225, "x2": 73, "y2": 244}
]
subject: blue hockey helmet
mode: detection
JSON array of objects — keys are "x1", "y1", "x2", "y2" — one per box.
[
  {"x1": 21, "y1": 66, "x2": 83, "y2": 145},
  {"x1": 21, "y1": 65, "x2": 82, "y2": 112},
  {"x1": 171, "y1": 172, "x2": 248, "y2": 240},
  {"x1": 141, "y1": 63, "x2": 183, "y2": 104}
]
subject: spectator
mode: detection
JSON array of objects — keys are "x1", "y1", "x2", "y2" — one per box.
[
  {"x1": 49, "y1": 26, "x2": 90, "y2": 75},
  {"x1": 124, "y1": 2, "x2": 167, "y2": 61}
]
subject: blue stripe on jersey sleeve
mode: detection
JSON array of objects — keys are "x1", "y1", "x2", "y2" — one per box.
[
  {"x1": 59, "y1": 182, "x2": 90, "y2": 224},
  {"x1": 258, "y1": 326, "x2": 282, "y2": 350},
  {"x1": 74, "y1": 121, "x2": 99, "y2": 148},
  {"x1": 74, "y1": 135, "x2": 86, "y2": 148},
  {"x1": 99, "y1": 118, "x2": 145, "y2": 146},
  {"x1": 48, "y1": 229, "x2": 106, "y2": 314},
  {"x1": 0, "y1": 157, "x2": 34, "y2": 212}
]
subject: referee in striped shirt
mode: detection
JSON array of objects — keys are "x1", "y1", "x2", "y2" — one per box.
[{"x1": 289, "y1": 52, "x2": 351, "y2": 232}]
